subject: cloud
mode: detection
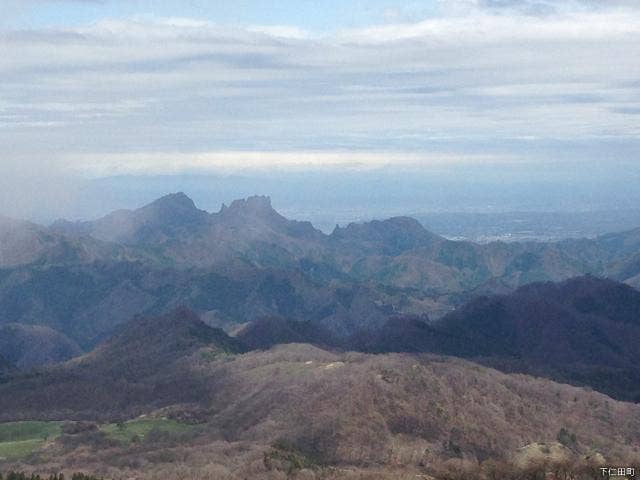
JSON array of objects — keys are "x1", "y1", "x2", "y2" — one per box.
[
  {"x1": 0, "y1": 5, "x2": 638, "y2": 185},
  {"x1": 67, "y1": 151, "x2": 514, "y2": 176},
  {"x1": 450, "y1": 0, "x2": 640, "y2": 16}
]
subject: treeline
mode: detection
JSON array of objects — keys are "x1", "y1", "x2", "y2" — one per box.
[{"x1": 0, "y1": 474, "x2": 102, "y2": 480}]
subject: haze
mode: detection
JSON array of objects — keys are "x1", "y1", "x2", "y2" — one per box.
[{"x1": 1, "y1": 0, "x2": 639, "y2": 226}]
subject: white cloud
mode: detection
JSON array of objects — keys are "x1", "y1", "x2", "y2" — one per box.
[
  {"x1": 0, "y1": 4, "x2": 638, "y2": 178},
  {"x1": 68, "y1": 151, "x2": 513, "y2": 176}
]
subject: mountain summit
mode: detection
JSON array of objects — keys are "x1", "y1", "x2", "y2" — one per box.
[
  {"x1": 53, "y1": 192, "x2": 210, "y2": 245},
  {"x1": 142, "y1": 192, "x2": 203, "y2": 219},
  {"x1": 220, "y1": 195, "x2": 275, "y2": 217}
]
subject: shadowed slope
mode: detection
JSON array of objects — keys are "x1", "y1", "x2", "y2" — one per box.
[
  {"x1": 0, "y1": 354, "x2": 15, "y2": 378},
  {"x1": 236, "y1": 316, "x2": 343, "y2": 351},
  {"x1": 0, "y1": 216, "x2": 130, "y2": 268},
  {"x1": 0, "y1": 308, "x2": 242, "y2": 420},
  {"x1": 81, "y1": 307, "x2": 244, "y2": 379},
  {"x1": 365, "y1": 276, "x2": 640, "y2": 401},
  {"x1": 0, "y1": 324, "x2": 82, "y2": 369}
]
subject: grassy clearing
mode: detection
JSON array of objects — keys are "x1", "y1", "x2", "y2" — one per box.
[
  {"x1": 0, "y1": 421, "x2": 62, "y2": 460},
  {"x1": 100, "y1": 418, "x2": 197, "y2": 444}
]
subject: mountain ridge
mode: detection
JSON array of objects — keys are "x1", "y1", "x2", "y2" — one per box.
[
  {"x1": 36, "y1": 193, "x2": 640, "y2": 292},
  {"x1": 3, "y1": 192, "x2": 640, "y2": 368},
  {"x1": 361, "y1": 275, "x2": 640, "y2": 401}
]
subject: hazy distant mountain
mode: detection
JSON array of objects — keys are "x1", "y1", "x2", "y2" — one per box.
[
  {"x1": 53, "y1": 194, "x2": 325, "y2": 268},
  {"x1": 52, "y1": 192, "x2": 211, "y2": 246},
  {"x1": 363, "y1": 276, "x2": 640, "y2": 401},
  {"x1": 329, "y1": 216, "x2": 443, "y2": 256},
  {"x1": 3, "y1": 192, "x2": 640, "y2": 358},
  {"x1": 0, "y1": 216, "x2": 132, "y2": 268},
  {"x1": 39, "y1": 193, "x2": 640, "y2": 291},
  {"x1": 608, "y1": 250, "x2": 640, "y2": 289},
  {"x1": 0, "y1": 260, "x2": 398, "y2": 348},
  {"x1": 0, "y1": 323, "x2": 82, "y2": 369}
]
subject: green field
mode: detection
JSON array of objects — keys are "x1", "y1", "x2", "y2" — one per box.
[
  {"x1": 0, "y1": 421, "x2": 62, "y2": 460},
  {"x1": 100, "y1": 418, "x2": 198, "y2": 444},
  {"x1": 0, "y1": 418, "x2": 198, "y2": 460}
]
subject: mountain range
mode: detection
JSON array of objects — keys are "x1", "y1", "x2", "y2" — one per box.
[{"x1": 1, "y1": 193, "x2": 639, "y2": 362}]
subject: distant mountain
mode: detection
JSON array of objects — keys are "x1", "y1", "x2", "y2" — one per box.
[
  {"x1": 364, "y1": 276, "x2": 640, "y2": 401},
  {"x1": 0, "y1": 324, "x2": 82, "y2": 369},
  {"x1": 329, "y1": 216, "x2": 443, "y2": 256},
  {"x1": 0, "y1": 216, "x2": 131, "y2": 268},
  {"x1": 4, "y1": 192, "x2": 640, "y2": 353},
  {"x1": 0, "y1": 259, "x2": 398, "y2": 348},
  {"x1": 52, "y1": 193, "x2": 210, "y2": 246},
  {"x1": 80, "y1": 307, "x2": 243, "y2": 379},
  {"x1": 49, "y1": 192, "x2": 612, "y2": 288},
  {"x1": 44, "y1": 193, "x2": 640, "y2": 293},
  {"x1": 608, "y1": 250, "x2": 640, "y2": 289},
  {"x1": 53, "y1": 193, "x2": 325, "y2": 268},
  {"x1": 236, "y1": 316, "x2": 342, "y2": 351},
  {"x1": 594, "y1": 226, "x2": 640, "y2": 260}
]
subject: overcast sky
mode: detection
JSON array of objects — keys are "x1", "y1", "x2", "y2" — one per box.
[{"x1": 1, "y1": 0, "x2": 639, "y2": 218}]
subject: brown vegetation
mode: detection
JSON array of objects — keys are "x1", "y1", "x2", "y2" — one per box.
[{"x1": 1, "y1": 308, "x2": 639, "y2": 479}]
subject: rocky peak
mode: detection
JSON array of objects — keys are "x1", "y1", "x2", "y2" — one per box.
[
  {"x1": 143, "y1": 192, "x2": 200, "y2": 216},
  {"x1": 220, "y1": 195, "x2": 276, "y2": 217}
]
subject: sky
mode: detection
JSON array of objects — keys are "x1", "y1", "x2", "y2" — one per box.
[{"x1": 1, "y1": 0, "x2": 639, "y2": 219}]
